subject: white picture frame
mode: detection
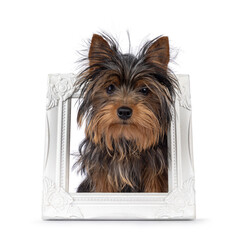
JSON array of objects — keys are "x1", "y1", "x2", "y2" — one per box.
[{"x1": 42, "y1": 73, "x2": 195, "y2": 220}]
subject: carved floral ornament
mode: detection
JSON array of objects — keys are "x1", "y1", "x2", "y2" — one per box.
[
  {"x1": 155, "y1": 178, "x2": 195, "y2": 218},
  {"x1": 46, "y1": 74, "x2": 78, "y2": 110},
  {"x1": 178, "y1": 77, "x2": 192, "y2": 110},
  {"x1": 43, "y1": 178, "x2": 83, "y2": 218}
]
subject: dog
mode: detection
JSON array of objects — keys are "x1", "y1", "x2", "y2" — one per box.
[{"x1": 74, "y1": 33, "x2": 178, "y2": 192}]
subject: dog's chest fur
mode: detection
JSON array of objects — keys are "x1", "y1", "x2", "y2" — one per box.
[{"x1": 76, "y1": 137, "x2": 168, "y2": 192}]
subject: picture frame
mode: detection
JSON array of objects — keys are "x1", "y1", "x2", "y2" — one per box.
[{"x1": 42, "y1": 73, "x2": 195, "y2": 220}]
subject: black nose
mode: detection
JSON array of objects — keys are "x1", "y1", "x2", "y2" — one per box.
[{"x1": 117, "y1": 106, "x2": 132, "y2": 120}]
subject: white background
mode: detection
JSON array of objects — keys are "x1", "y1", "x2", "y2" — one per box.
[
  {"x1": 0, "y1": 0, "x2": 240, "y2": 239},
  {"x1": 69, "y1": 98, "x2": 86, "y2": 192}
]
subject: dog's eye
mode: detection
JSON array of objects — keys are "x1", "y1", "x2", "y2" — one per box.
[
  {"x1": 106, "y1": 84, "x2": 115, "y2": 94},
  {"x1": 139, "y1": 87, "x2": 149, "y2": 96}
]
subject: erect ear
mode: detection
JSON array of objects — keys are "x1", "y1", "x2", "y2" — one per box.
[
  {"x1": 146, "y1": 36, "x2": 170, "y2": 68},
  {"x1": 88, "y1": 34, "x2": 112, "y2": 67}
]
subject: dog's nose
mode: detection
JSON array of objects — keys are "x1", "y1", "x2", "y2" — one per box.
[{"x1": 117, "y1": 106, "x2": 132, "y2": 120}]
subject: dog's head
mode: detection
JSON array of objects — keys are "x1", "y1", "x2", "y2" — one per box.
[{"x1": 76, "y1": 33, "x2": 178, "y2": 152}]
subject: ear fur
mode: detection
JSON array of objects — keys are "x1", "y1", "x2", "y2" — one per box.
[
  {"x1": 146, "y1": 36, "x2": 170, "y2": 68},
  {"x1": 88, "y1": 34, "x2": 112, "y2": 66}
]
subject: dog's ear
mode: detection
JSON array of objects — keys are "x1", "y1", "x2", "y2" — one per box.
[
  {"x1": 146, "y1": 36, "x2": 170, "y2": 68},
  {"x1": 88, "y1": 34, "x2": 112, "y2": 67}
]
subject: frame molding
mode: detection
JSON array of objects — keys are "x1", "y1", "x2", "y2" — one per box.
[{"x1": 42, "y1": 73, "x2": 195, "y2": 220}]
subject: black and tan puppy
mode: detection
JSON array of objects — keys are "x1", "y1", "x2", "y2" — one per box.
[{"x1": 74, "y1": 33, "x2": 178, "y2": 192}]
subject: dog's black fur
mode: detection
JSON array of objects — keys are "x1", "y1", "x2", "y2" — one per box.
[{"x1": 74, "y1": 33, "x2": 178, "y2": 192}]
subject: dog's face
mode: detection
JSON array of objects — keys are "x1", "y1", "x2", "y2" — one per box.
[{"x1": 77, "y1": 34, "x2": 177, "y2": 152}]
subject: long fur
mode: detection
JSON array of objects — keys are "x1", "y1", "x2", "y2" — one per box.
[{"x1": 73, "y1": 33, "x2": 178, "y2": 192}]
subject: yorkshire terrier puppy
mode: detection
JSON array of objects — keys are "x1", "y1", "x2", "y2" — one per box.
[{"x1": 74, "y1": 33, "x2": 178, "y2": 192}]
